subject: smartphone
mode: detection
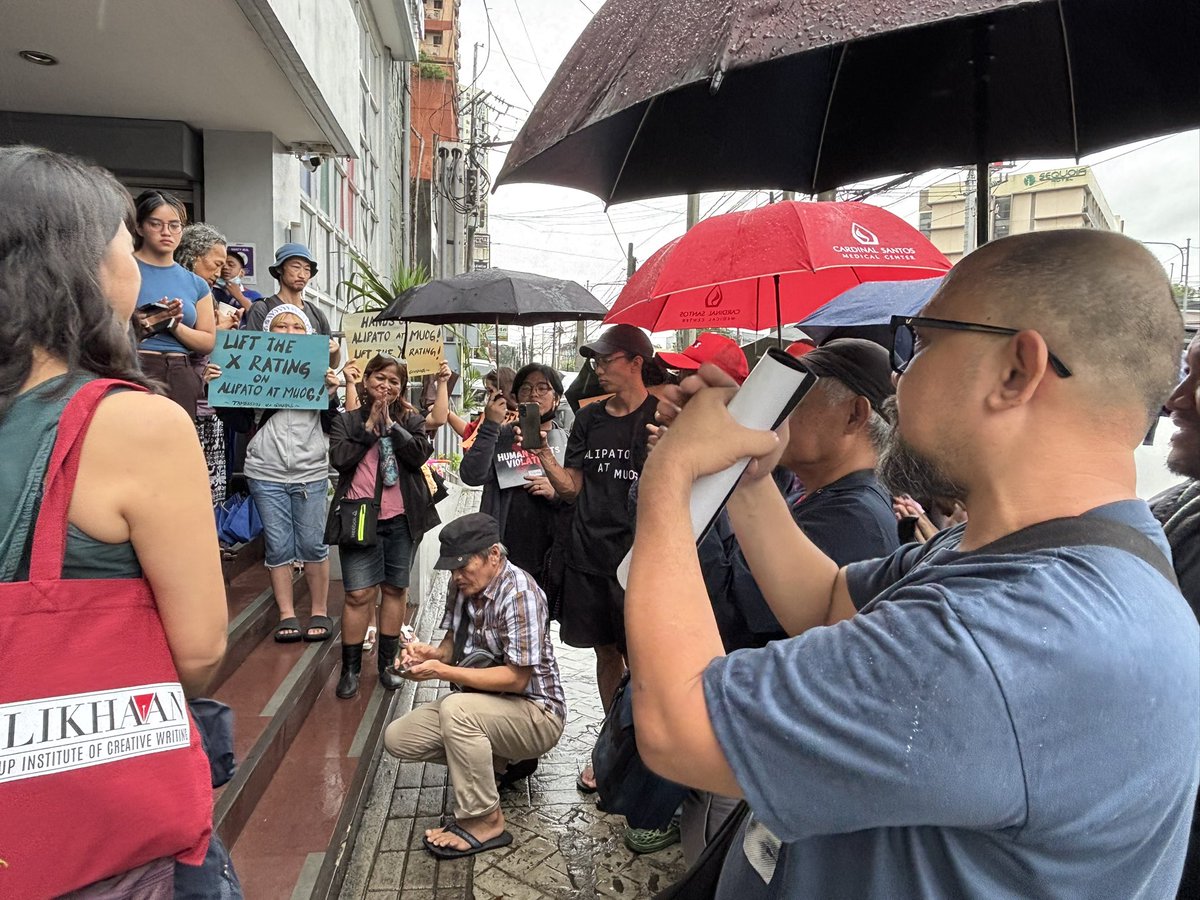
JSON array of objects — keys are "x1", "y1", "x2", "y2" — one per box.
[
  {"x1": 519, "y1": 402, "x2": 544, "y2": 449},
  {"x1": 141, "y1": 300, "x2": 174, "y2": 316}
]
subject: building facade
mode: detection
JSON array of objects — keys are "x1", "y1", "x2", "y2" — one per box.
[
  {"x1": 919, "y1": 165, "x2": 1122, "y2": 263},
  {"x1": 2, "y1": 0, "x2": 423, "y2": 326}
]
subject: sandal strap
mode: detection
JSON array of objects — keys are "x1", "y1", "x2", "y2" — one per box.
[{"x1": 443, "y1": 822, "x2": 483, "y2": 850}]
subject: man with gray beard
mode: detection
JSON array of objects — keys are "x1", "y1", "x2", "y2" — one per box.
[{"x1": 626, "y1": 230, "x2": 1198, "y2": 899}]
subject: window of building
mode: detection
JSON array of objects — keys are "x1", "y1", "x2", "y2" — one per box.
[
  {"x1": 432, "y1": 32, "x2": 443, "y2": 46},
  {"x1": 433, "y1": 0, "x2": 443, "y2": 11},
  {"x1": 918, "y1": 210, "x2": 932, "y2": 237}
]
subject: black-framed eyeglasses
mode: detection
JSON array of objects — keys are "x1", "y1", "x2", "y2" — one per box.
[
  {"x1": 590, "y1": 352, "x2": 629, "y2": 370},
  {"x1": 889, "y1": 315, "x2": 1073, "y2": 378}
]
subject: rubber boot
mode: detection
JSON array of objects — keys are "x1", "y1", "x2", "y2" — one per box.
[
  {"x1": 377, "y1": 634, "x2": 404, "y2": 690},
  {"x1": 336, "y1": 643, "x2": 363, "y2": 700}
]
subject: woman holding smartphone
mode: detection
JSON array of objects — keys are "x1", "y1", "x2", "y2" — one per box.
[
  {"x1": 459, "y1": 363, "x2": 566, "y2": 587},
  {"x1": 131, "y1": 190, "x2": 216, "y2": 419},
  {"x1": 328, "y1": 355, "x2": 439, "y2": 699}
]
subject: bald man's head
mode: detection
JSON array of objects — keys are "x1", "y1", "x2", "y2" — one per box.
[{"x1": 941, "y1": 229, "x2": 1182, "y2": 431}]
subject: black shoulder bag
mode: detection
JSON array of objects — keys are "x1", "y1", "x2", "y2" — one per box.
[{"x1": 326, "y1": 453, "x2": 384, "y2": 547}]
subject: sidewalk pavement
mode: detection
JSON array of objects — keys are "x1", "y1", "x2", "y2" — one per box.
[{"x1": 339, "y1": 486, "x2": 686, "y2": 899}]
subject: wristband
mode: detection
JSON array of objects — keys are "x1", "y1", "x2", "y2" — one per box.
[{"x1": 166, "y1": 317, "x2": 179, "y2": 333}]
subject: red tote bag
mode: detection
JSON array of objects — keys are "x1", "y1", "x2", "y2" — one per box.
[{"x1": 0, "y1": 379, "x2": 212, "y2": 897}]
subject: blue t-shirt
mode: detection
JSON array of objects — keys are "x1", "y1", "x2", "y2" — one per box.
[
  {"x1": 700, "y1": 469, "x2": 900, "y2": 649},
  {"x1": 136, "y1": 260, "x2": 209, "y2": 353},
  {"x1": 704, "y1": 500, "x2": 1199, "y2": 899}
]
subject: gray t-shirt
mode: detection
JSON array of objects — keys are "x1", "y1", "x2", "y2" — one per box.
[{"x1": 704, "y1": 500, "x2": 1199, "y2": 899}]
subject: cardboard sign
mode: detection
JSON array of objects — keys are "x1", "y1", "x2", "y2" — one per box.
[
  {"x1": 343, "y1": 314, "x2": 443, "y2": 378},
  {"x1": 494, "y1": 433, "x2": 565, "y2": 490},
  {"x1": 402, "y1": 323, "x2": 444, "y2": 377},
  {"x1": 208, "y1": 330, "x2": 330, "y2": 409}
]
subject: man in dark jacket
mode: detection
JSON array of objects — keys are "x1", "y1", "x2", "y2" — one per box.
[{"x1": 1150, "y1": 328, "x2": 1200, "y2": 897}]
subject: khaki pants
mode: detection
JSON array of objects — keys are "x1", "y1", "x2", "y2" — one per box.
[{"x1": 384, "y1": 692, "x2": 564, "y2": 819}]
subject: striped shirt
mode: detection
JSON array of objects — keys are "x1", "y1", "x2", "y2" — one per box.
[{"x1": 440, "y1": 560, "x2": 567, "y2": 720}]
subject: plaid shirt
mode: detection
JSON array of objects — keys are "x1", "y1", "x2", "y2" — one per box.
[{"x1": 440, "y1": 560, "x2": 567, "y2": 720}]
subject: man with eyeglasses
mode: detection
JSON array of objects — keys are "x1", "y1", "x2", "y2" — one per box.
[
  {"x1": 534, "y1": 324, "x2": 659, "y2": 792},
  {"x1": 243, "y1": 243, "x2": 339, "y2": 365},
  {"x1": 625, "y1": 230, "x2": 1198, "y2": 898}
]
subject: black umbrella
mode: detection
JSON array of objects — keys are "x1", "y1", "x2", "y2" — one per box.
[
  {"x1": 375, "y1": 268, "x2": 609, "y2": 362},
  {"x1": 496, "y1": 0, "x2": 1200, "y2": 246}
]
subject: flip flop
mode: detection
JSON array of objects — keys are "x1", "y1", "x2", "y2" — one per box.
[
  {"x1": 423, "y1": 822, "x2": 513, "y2": 859},
  {"x1": 304, "y1": 615, "x2": 333, "y2": 642},
  {"x1": 273, "y1": 617, "x2": 303, "y2": 644},
  {"x1": 576, "y1": 768, "x2": 598, "y2": 794}
]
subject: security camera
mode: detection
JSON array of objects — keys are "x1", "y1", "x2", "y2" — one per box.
[{"x1": 302, "y1": 153, "x2": 324, "y2": 172}]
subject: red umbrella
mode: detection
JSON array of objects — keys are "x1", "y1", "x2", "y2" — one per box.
[{"x1": 605, "y1": 201, "x2": 952, "y2": 338}]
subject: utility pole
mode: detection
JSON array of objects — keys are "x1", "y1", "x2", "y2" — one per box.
[
  {"x1": 465, "y1": 42, "x2": 483, "y2": 272},
  {"x1": 626, "y1": 241, "x2": 637, "y2": 278},
  {"x1": 680, "y1": 195, "x2": 701, "y2": 347},
  {"x1": 817, "y1": 190, "x2": 836, "y2": 201},
  {"x1": 782, "y1": 191, "x2": 795, "y2": 202}
]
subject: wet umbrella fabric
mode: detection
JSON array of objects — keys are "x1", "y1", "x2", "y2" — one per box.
[
  {"x1": 800, "y1": 277, "x2": 945, "y2": 328},
  {"x1": 376, "y1": 268, "x2": 608, "y2": 327},
  {"x1": 604, "y1": 201, "x2": 951, "y2": 334},
  {"x1": 496, "y1": 0, "x2": 1200, "y2": 205}
]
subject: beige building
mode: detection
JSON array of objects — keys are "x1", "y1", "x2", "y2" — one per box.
[{"x1": 919, "y1": 166, "x2": 1122, "y2": 263}]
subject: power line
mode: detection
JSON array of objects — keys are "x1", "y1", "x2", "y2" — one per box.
[
  {"x1": 573, "y1": 0, "x2": 596, "y2": 14},
  {"x1": 511, "y1": 0, "x2": 547, "y2": 81},
  {"x1": 484, "y1": 0, "x2": 535, "y2": 106}
]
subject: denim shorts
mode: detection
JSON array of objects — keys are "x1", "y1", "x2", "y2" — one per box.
[
  {"x1": 340, "y1": 515, "x2": 415, "y2": 592},
  {"x1": 246, "y1": 477, "x2": 330, "y2": 568}
]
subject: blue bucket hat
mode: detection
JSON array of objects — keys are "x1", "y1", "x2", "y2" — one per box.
[{"x1": 269, "y1": 242, "x2": 319, "y2": 279}]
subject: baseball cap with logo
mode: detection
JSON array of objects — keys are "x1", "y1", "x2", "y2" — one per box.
[
  {"x1": 657, "y1": 332, "x2": 750, "y2": 384},
  {"x1": 434, "y1": 513, "x2": 503, "y2": 570},
  {"x1": 579, "y1": 324, "x2": 654, "y2": 362}
]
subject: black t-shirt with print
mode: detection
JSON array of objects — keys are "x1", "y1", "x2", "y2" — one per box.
[{"x1": 564, "y1": 394, "x2": 657, "y2": 576}]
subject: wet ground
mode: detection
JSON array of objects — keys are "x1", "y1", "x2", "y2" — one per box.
[{"x1": 338, "y1": 488, "x2": 685, "y2": 899}]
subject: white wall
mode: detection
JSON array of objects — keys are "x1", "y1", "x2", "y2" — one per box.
[
  {"x1": 268, "y1": 0, "x2": 362, "y2": 146},
  {"x1": 203, "y1": 131, "x2": 277, "y2": 288}
]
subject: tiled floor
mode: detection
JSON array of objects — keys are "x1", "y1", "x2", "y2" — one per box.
[{"x1": 342, "y1": 488, "x2": 686, "y2": 899}]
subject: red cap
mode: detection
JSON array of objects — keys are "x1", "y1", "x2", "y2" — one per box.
[
  {"x1": 786, "y1": 340, "x2": 817, "y2": 358},
  {"x1": 657, "y1": 332, "x2": 750, "y2": 384}
]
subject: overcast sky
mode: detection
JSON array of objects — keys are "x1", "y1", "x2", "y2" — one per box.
[{"x1": 458, "y1": 0, "x2": 1200, "y2": 319}]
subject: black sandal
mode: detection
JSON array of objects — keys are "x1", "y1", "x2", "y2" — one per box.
[
  {"x1": 274, "y1": 617, "x2": 303, "y2": 643},
  {"x1": 304, "y1": 615, "x2": 333, "y2": 642}
]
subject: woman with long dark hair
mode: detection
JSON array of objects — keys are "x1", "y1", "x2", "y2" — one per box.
[
  {"x1": 0, "y1": 146, "x2": 226, "y2": 896},
  {"x1": 131, "y1": 189, "x2": 216, "y2": 419},
  {"x1": 328, "y1": 354, "x2": 439, "y2": 699}
]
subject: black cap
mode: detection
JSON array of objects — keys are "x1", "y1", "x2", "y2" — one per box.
[
  {"x1": 580, "y1": 324, "x2": 654, "y2": 361},
  {"x1": 799, "y1": 338, "x2": 895, "y2": 417},
  {"x1": 434, "y1": 513, "x2": 502, "y2": 570},
  {"x1": 226, "y1": 249, "x2": 247, "y2": 268}
]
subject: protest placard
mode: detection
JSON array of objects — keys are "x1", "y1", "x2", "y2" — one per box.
[
  {"x1": 402, "y1": 323, "x2": 444, "y2": 377},
  {"x1": 494, "y1": 432, "x2": 566, "y2": 490},
  {"x1": 208, "y1": 330, "x2": 330, "y2": 409},
  {"x1": 342, "y1": 313, "x2": 444, "y2": 377}
]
